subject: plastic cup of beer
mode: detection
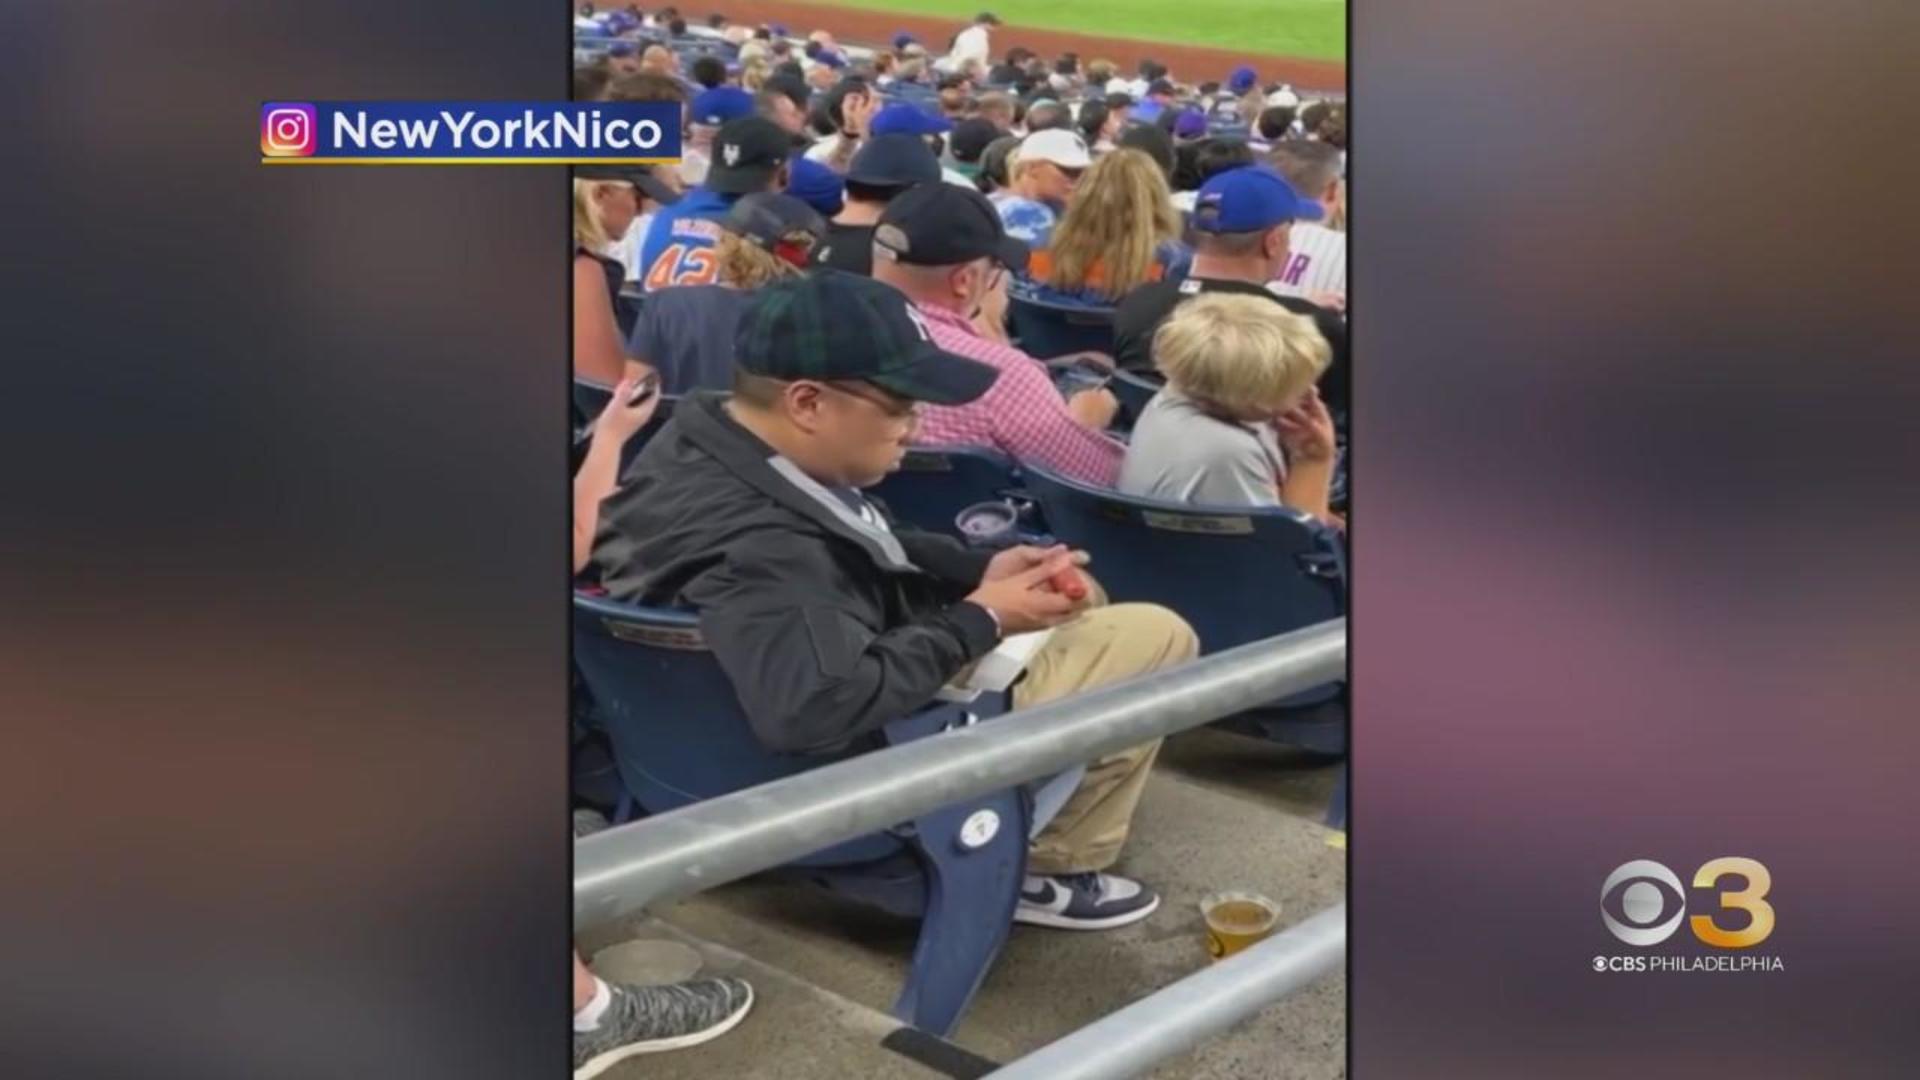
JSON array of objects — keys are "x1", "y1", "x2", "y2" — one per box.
[{"x1": 1200, "y1": 891, "x2": 1281, "y2": 961}]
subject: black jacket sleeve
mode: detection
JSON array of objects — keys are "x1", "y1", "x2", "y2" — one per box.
[
  {"x1": 684, "y1": 532, "x2": 1001, "y2": 755},
  {"x1": 893, "y1": 527, "x2": 993, "y2": 593}
]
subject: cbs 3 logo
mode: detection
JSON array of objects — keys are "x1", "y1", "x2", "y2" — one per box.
[{"x1": 1601, "y1": 857, "x2": 1774, "y2": 948}]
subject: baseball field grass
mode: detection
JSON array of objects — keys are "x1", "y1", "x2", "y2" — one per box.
[{"x1": 812, "y1": 0, "x2": 1346, "y2": 61}]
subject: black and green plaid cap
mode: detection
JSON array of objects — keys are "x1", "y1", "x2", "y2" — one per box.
[{"x1": 734, "y1": 270, "x2": 999, "y2": 405}]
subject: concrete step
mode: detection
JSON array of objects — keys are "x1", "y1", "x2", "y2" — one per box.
[
  {"x1": 1154, "y1": 726, "x2": 1343, "y2": 826},
  {"x1": 580, "y1": 921, "x2": 992, "y2": 1080},
  {"x1": 629, "y1": 767, "x2": 1346, "y2": 1079}
]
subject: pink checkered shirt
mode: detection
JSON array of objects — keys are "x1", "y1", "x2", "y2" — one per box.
[{"x1": 911, "y1": 303, "x2": 1124, "y2": 487}]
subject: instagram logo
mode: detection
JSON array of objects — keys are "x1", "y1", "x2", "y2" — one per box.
[{"x1": 260, "y1": 102, "x2": 317, "y2": 157}]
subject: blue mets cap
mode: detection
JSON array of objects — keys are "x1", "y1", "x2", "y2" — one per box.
[
  {"x1": 848, "y1": 133, "x2": 943, "y2": 188},
  {"x1": 871, "y1": 101, "x2": 953, "y2": 136},
  {"x1": 784, "y1": 157, "x2": 847, "y2": 218},
  {"x1": 1191, "y1": 166, "x2": 1324, "y2": 232},
  {"x1": 691, "y1": 86, "x2": 754, "y2": 127}
]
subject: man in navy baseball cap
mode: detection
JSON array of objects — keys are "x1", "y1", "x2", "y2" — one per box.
[
  {"x1": 1112, "y1": 164, "x2": 1348, "y2": 413},
  {"x1": 635, "y1": 115, "x2": 795, "y2": 292},
  {"x1": 1190, "y1": 164, "x2": 1323, "y2": 232},
  {"x1": 873, "y1": 181, "x2": 1029, "y2": 272},
  {"x1": 813, "y1": 134, "x2": 945, "y2": 275}
]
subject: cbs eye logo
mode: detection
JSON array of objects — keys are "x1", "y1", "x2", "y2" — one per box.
[{"x1": 1602, "y1": 857, "x2": 1774, "y2": 948}]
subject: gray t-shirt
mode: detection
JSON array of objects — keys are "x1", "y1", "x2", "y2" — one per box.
[{"x1": 1117, "y1": 388, "x2": 1285, "y2": 508}]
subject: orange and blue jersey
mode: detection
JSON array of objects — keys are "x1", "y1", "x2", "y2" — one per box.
[{"x1": 635, "y1": 187, "x2": 737, "y2": 293}]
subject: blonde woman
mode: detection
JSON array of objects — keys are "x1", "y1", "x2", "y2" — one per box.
[
  {"x1": 738, "y1": 57, "x2": 772, "y2": 93},
  {"x1": 1019, "y1": 148, "x2": 1190, "y2": 308},
  {"x1": 573, "y1": 172, "x2": 643, "y2": 383},
  {"x1": 630, "y1": 192, "x2": 825, "y2": 394},
  {"x1": 1117, "y1": 293, "x2": 1337, "y2": 523}
]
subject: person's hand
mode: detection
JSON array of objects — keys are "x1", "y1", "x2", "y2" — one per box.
[
  {"x1": 1053, "y1": 350, "x2": 1114, "y2": 372},
  {"x1": 966, "y1": 547, "x2": 1090, "y2": 634},
  {"x1": 843, "y1": 90, "x2": 880, "y2": 138},
  {"x1": 1274, "y1": 387, "x2": 1336, "y2": 462},
  {"x1": 1067, "y1": 387, "x2": 1120, "y2": 430},
  {"x1": 982, "y1": 543, "x2": 1078, "y2": 584},
  {"x1": 596, "y1": 374, "x2": 661, "y2": 445},
  {"x1": 1306, "y1": 289, "x2": 1346, "y2": 313}
]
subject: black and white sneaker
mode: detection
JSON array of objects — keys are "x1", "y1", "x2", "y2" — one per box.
[
  {"x1": 572, "y1": 977, "x2": 754, "y2": 1078},
  {"x1": 1013, "y1": 871, "x2": 1161, "y2": 930}
]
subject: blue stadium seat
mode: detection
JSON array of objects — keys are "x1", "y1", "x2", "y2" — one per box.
[
  {"x1": 869, "y1": 444, "x2": 1022, "y2": 538},
  {"x1": 1007, "y1": 295, "x2": 1118, "y2": 359},
  {"x1": 1019, "y1": 464, "x2": 1347, "y2": 750},
  {"x1": 572, "y1": 596, "x2": 1029, "y2": 1035},
  {"x1": 1108, "y1": 368, "x2": 1161, "y2": 432}
]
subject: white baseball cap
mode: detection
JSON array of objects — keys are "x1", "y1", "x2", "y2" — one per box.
[
  {"x1": 1265, "y1": 87, "x2": 1300, "y2": 108},
  {"x1": 1014, "y1": 128, "x2": 1092, "y2": 170}
]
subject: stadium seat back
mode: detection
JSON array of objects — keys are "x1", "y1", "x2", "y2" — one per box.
[
  {"x1": 870, "y1": 444, "x2": 1022, "y2": 537},
  {"x1": 1007, "y1": 295, "x2": 1118, "y2": 359},
  {"x1": 1108, "y1": 368, "x2": 1161, "y2": 431},
  {"x1": 1020, "y1": 464, "x2": 1346, "y2": 663},
  {"x1": 571, "y1": 598, "x2": 901, "y2": 862},
  {"x1": 572, "y1": 594, "x2": 1030, "y2": 1033}
]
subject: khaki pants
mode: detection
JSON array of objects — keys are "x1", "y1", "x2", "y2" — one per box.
[{"x1": 1014, "y1": 602, "x2": 1199, "y2": 875}]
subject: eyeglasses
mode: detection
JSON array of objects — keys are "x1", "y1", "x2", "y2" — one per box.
[{"x1": 820, "y1": 380, "x2": 922, "y2": 424}]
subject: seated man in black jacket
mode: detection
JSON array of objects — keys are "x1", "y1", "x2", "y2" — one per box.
[{"x1": 593, "y1": 270, "x2": 1198, "y2": 931}]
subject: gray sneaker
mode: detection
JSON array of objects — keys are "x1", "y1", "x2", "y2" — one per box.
[
  {"x1": 1014, "y1": 871, "x2": 1161, "y2": 930},
  {"x1": 572, "y1": 808, "x2": 612, "y2": 839},
  {"x1": 573, "y1": 977, "x2": 754, "y2": 1078}
]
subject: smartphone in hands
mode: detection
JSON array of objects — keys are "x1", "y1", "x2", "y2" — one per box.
[{"x1": 626, "y1": 372, "x2": 660, "y2": 407}]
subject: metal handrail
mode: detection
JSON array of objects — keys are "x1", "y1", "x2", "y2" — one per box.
[
  {"x1": 988, "y1": 904, "x2": 1347, "y2": 1079},
  {"x1": 574, "y1": 619, "x2": 1344, "y2": 926}
]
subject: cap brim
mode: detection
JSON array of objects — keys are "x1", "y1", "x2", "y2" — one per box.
[
  {"x1": 632, "y1": 172, "x2": 682, "y2": 204},
  {"x1": 577, "y1": 166, "x2": 681, "y2": 205},
  {"x1": 869, "y1": 342, "x2": 1000, "y2": 405},
  {"x1": 706, "y1": 162, "x2": 782, "y2": 194},
  {"x1": 846, "y1": 168, "x2": 920, "y2": 188},
  {"x1": 1037, "y1": 151, "x2": 1093, "y2": 170},
  {"x1": 997, "y1": 235, "x2": 1030, "y2": 273},
  {"x1": 1293, "y1": 199, "x2": 1325, "y2": 222}
]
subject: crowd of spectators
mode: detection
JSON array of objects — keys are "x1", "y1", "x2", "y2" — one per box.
[{"x1": 568, "y1": 6, "x2": 1348, "y2": 1071}]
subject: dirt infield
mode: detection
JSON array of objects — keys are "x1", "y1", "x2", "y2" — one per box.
[{"x1": 607, "y1": 0, "x2": 1345, "y2": 92}]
